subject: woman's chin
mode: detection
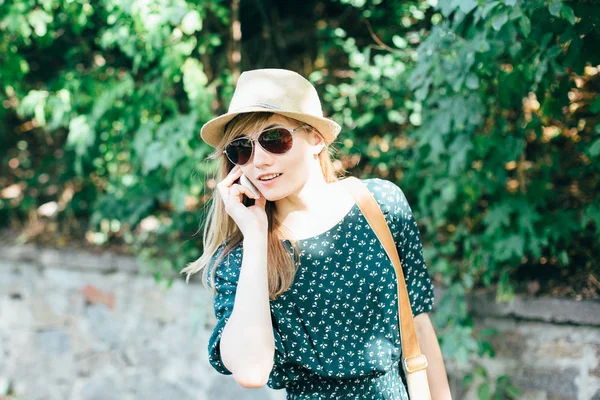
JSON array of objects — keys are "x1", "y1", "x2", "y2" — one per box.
[
  {"x1": 262, "y1": 191, "x2": 287, "y2": 202},
  {"x1": 263, "y1": 195, "x2": 280, "y2": 202}
]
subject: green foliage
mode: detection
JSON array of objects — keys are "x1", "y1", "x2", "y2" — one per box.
[
  {"x1": 406, "y1": 0, "x2": 599, "y2": 302},
  {"x1": 461, "y1": 363, "x2": 522, "y2": 399},
  {"x1": 1, "y1": 0, "x2": 229, "y2": 277},
  {"x1": 319, "y1": 0, "x2": 599, "y2": 296},
  {"x1": 1, "y1": 0, "x2": 599, "y2": 393}
]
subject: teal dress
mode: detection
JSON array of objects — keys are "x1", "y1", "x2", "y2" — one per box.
[{"x1": 206, "y1": 178, "x2": 435, "y2": 399}]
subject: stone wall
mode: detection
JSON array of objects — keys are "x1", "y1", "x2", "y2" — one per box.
[
  {"x1": 0, "y1": 244, "x2": 286, "y2": 400},
  {"x1": 448, "y1": 313, "x2": 600, "y2": 400},
  {"x1": 1, "y1": 244, "x2": 599, "y2": 400}
]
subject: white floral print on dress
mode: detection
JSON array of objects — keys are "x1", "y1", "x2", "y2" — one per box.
[{"x1": 206, "y1": 179, "x2": 435, "y2": 399}]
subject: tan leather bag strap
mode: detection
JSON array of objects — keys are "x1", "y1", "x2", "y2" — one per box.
[{"x1": 339, "y1": 177, "x2": 431, "y2": 399}]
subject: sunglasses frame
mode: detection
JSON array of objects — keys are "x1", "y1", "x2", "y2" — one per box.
[{"x1": 223, "y1": 124, "x2": 308, "y2": 166}]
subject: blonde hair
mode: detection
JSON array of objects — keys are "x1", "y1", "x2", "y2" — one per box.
[{"x1": 181, "y1": 112, "x2": 345, "y2": 301}]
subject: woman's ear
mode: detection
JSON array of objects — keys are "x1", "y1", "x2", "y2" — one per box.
[
  {"x1": 311, "y1": 130, "x2": 326, "y2": 155},
  {"x1": 316, "y1": 144, "x2": 325, "y2": 156}
]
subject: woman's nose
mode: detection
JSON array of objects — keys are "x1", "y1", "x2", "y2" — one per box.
[{"x1": 252, "y1": 142, "x2": 274, "y2": 167}]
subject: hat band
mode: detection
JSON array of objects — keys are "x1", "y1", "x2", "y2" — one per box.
[{"x1": 229, "y1": 102, "x2": 285, "y2": 112}]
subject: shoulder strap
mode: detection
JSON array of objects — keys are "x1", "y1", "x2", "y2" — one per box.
[{"x1": 338, "y1": 177, "x2": 430, "y2": 392}]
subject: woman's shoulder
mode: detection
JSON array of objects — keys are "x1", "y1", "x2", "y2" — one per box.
[
  {"x1": 211, "y1": 241, "x2": 244, "y2": 262},
  {"x1": 358, "y1": 177, "x2": 407, "y2": 207},
  {"x1": 207, "y1": 242, "x2": 244, "y2": 283}
]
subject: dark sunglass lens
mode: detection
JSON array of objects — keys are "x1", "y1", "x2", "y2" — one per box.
[
  {"x1": 226, "y1": 139, "x2": 253, "y2": 165},
  {"x1": 259, "y1": 128, "x2": 293, "y2": 154}
]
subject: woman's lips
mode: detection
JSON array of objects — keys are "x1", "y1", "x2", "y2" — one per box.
[{"x1": 257, "y1": 174, "x2": 282, "y2": 187}]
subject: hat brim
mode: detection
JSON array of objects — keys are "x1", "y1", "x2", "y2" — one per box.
[{"x1": 200, "y1": 107, "x2": 342, "y2": 148}]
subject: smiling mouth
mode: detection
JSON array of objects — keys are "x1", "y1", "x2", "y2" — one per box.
[{"x1": 259, "y1": 173, "x2": 282, "y2": 181}]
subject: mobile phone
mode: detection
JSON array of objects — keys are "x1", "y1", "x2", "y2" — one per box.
[{"x1": 240, "y1": 174, "x2": 261, "y2": 198}]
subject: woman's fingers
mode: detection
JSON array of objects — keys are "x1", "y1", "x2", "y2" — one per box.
[
  {"x1": 216, "y1": 166, "x2": 243, "y2": 198},
  {"x1": 216, "y1": 167, "x2": 262, "y2": 227},
  {"x1": 231, "y1": 184, "x2": 260, "y2": 200},
  {"x1": 223, "y1": 166, "x2": 244, "y2": 187},
  {"x1": 254, "y1": 195, "x2": 266, "y2": 209}
]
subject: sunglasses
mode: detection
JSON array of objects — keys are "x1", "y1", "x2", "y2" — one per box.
[{"x1": 223, "y1": 125, "x2": 307, "y2": 166}]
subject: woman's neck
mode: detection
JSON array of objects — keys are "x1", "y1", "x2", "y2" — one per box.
[
  {"x1": 274, "y1": 173, "x2": 331, "y2": 220},
  {"x1": 274, "y1": 171, "x2": 355, "y2": 239}
]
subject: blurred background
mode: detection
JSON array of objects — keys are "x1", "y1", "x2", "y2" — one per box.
[{"x1": 1, "y1": 0, "x2": 599, "y2": 399}]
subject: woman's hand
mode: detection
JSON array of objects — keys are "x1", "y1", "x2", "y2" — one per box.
[{"x1": 216, "y1": 165, "x2": 268, "y2": 237}]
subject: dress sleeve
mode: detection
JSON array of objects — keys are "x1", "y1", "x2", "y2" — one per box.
[
  {"x1": 368, "y1": 179, "x2": 435, "y2": 317},
  {"x1": 389, "y1": 182, "x2": 435, "y2": 317},
  {"x1": 206, "y1": 243, "x2": 288, "y2": 376}
]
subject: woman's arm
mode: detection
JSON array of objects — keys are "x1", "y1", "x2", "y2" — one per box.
[
  {"x1": 414, "y1": 313, "x2": 452, "y2": 400},
  {"x1": 219, "y1": 234, "x2": 275, "y2": 388},
  {"x1": 214, "y1": 166, "x2": 275, "y2": 388}
]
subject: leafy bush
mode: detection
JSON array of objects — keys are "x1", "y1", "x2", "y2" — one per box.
[{"x1": 1, "y1": 0, "x2": 229, "y2": 276}]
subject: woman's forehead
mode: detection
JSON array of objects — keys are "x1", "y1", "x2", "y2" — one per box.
[
  {"x1": 245, "y1": 114, "x2": 297, "y2": 137},
  {"x1": 264, "y1": 114, "x2": 294, "y2": 127}
]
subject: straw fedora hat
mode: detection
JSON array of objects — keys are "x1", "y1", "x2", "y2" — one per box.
[{"x1": 200, "y1": 69, "x2": 342, "y2": 148}]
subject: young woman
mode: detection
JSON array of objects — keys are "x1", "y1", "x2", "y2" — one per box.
[{"x1": 182, "y1": 69, "x2": 451, "y2": 399}]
